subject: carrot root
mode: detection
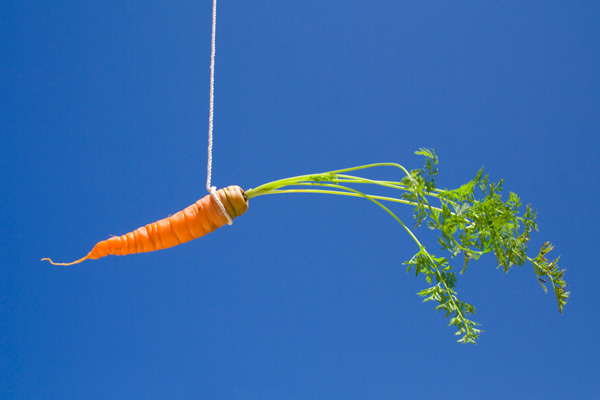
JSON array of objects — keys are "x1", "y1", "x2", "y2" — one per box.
[{"x1": 42, "y1": 185, "x2": 249, "y2": 266}]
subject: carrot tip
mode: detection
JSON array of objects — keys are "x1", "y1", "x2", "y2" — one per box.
[{"x1": 41, "y1": 254, "x2": 91, "y2": 266}]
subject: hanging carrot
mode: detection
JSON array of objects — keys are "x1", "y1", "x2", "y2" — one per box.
[
  {"x1": 42, "y1": 185, "x2": 248, "y2": 266},
  {"x1": 42, "y1": 152, "x2": 567, "y2": 343}
]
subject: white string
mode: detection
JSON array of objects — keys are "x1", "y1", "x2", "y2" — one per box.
[
  {"x1": 205, "y1": 0, "x2": 233, "y2": 225},
  {"x1": 210, "y1": 186, "x2": 233, "y2": 225},
  {"x1": 206, "y1": 0, "x2": 217, "y2": 193}
]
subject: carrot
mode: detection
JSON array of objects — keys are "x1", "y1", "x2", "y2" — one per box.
[
  {"x1": 42, "y1": 185, "x2": 248, "y2": 265},
  {"x1": 41, "y1": 152, "x2": 567, "y2": 343}
]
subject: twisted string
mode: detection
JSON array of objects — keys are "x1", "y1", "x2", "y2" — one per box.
[{"x1": 205, "y1": 0, "x2": 232, "y2": 225}]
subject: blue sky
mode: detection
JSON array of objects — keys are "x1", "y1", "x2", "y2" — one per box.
[{"x1": 2, "y1": 1, "x2": 599, "y2": 398}]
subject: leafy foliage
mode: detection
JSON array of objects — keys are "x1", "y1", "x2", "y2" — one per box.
[
  {"x1": 246, "y1": 149, "x2": 568, "y2": 343},
  {"x1": 401, "y1": 150, "x2": 568, "y2": 342}
]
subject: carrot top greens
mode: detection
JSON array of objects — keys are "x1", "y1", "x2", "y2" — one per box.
[{"x1": 246, "y1": 149, "x2": 568, "y2": 344}]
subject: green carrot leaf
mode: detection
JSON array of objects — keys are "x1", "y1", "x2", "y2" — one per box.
[{"x1": 244, "y1": 149, "x2": 567, "y2": 343}]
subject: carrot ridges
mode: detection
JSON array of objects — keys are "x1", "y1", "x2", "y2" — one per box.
[{"x1": 42, "y1": 185, "x2": 249, "y2": 265}]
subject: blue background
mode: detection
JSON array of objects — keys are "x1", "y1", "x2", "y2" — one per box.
[{"x1": 2, "y1": 1, "x2": 599, "y2": 398}]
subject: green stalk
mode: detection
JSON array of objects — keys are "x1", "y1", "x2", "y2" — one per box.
[
  {"x1": 242, "y1": 152, "x2": 567, "y2": 343},
  {"x1": 244, "y1": 162, "x2": 481, "y2": 342}
]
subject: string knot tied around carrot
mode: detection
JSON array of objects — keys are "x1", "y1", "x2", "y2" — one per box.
[{"x1": 209, "y1": 186, "x2": 233, "y2": 225}]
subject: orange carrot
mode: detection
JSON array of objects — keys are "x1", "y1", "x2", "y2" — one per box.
[{"x1": 42, "y1": 185, "x2": 248, "y2": 265}]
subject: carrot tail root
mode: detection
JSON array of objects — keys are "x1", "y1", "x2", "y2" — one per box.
[{"x1": 41, "y1": 254, "x2": 92, "y2": 266}]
